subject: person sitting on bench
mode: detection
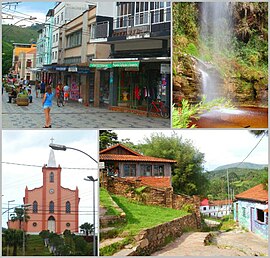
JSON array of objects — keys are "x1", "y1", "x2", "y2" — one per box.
[{"x1": 7, "y1": 88, "x2": 17, "y2": 103}]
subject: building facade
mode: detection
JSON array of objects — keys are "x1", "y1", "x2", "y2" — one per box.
[
  {"x1": 234, "y1": 184, "x2": 268, "y2": 239},
  {"x1": 90, "y1": 2, "x2": 171, "y2": 111},
  {"x1": 9, "y1": 150, "x2": 80, "y2": 234},
  {"x1": 200, "y1": 198, "x2": 232, "y2": 218},
  {"x1": 12, "y1": 43, "x2": 37, "y2": 81},
  {"x1": 99, "y1": 143, "x2": 176, "y2": 188}
]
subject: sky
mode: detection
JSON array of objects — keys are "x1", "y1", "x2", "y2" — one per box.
[
  {"x1": 2, "y1": 1, "x2": 56, "y2": 26},
  {"x1": 2, "y1": 130, "x2": 99, "y2": 232},
  {"x1": 114, "y1": 129, "x2": 268, "y2": 171}
]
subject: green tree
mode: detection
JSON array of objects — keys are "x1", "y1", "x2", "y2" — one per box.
[
  {"x1": 10, "y1": 207, "x2": 30, "y2": 230},
  {"x1": 80, "y1": 222, "x2": 94, "y2": 236},
  {"x1": 99, "y1": 130, "x2": 119, "y2": 150},
  {"x1": 3, "y1": 229, "x2": 23, "y2": 256},
  {"x1": 138, "y1": 132, "x2": 208, "y2": 196}
]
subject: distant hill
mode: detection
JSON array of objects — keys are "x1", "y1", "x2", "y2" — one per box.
[
  {"x1": 2, "y1": 24, "x2": 40, "y2": 74},
  {"x1": 214, "y1": 162, "x2": 268, "y2": 171},
  {"x1": 2, "y1": 24, "x2": 39, "y2": 44}
]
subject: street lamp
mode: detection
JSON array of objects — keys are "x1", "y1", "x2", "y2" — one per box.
[
  {"x1": 22, "y1": 204, "x2": 31, "y2": 256},
  {"x1": 49, "y1": 143, "x2": 98, "y2": 255},
  {"x1": 7, "y1": 200, "x2": 15, "y2": 228},
  {"x1": 84, "y1": 176, "x2": 98, "y2": 256}
]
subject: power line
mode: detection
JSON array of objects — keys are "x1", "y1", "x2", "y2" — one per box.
[{"x1": 2, "y1": 161, "x2": 96, "y2": 170}]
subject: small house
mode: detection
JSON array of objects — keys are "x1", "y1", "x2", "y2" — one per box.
[
  {"x1": 200, "y1": 198, "x2": 232, "y2": 218},
  {"x1": 234, "y1": 184, "x2": 268, "y2": 240},
  {"x1": 99, "y1": 143, "x2": 177, "y2": 188}
]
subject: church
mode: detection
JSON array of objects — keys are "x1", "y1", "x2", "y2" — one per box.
[{"x1": 10, "y1": 149, "x2": 80, "y2": 234}]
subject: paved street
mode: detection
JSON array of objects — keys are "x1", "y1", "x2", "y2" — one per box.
[
  {"x1": 152, "y1": 230, "x2": 268, "y2": 256},
  {"x1": 2, "y1": 91, "x2": 170, "y2": 128}
]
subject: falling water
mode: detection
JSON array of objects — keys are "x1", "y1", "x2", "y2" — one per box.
[{"x1": 199, "y1": 2, "x2": 233, "y2": 100}]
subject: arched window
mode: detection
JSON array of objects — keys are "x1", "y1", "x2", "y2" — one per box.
[
  {"x1": 49, "y1": 201, "x2": 54, "y2": 213},
  {"x1": 33, "y1": 201, "x2": 38, "y2": 213},
  {"x1": 66, "y1": 201, "x2": 71, "y2": 213},
  {"x1": 50, "y1": 172, "x2": 54, "y2": 182}
]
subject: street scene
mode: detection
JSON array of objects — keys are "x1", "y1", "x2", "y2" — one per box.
[
  {"x1": 2, "y1": 130, "x2": 99, "y2": 256},
  {"x1": 2, "y1": 1, "x2": 171, "y2": 128},
  {"x1": 99, "y1": 130, "x2": 268, "y2": 256}
]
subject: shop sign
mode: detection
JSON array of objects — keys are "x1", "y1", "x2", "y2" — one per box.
[
  {"x1": 113, "y1": 61, "x2": 140, "y2": 68},
  {"x1": 89, "y1": 63, "x2": 112, "y2": 68},
  {"x1": 56, "y1": 66, "x2": 67, "y2": 71},
  {"x1": 68, "y1": 66, "x2": 78, "y2": 72},
  {"x1": 160, "y1": 64, "x2": 170, "y2": 74},
  {"x1": 78, "y1": 67, "x2": 90, "y2": 74}
]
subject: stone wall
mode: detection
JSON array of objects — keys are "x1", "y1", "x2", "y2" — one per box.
[
  {"x1": 104, "y1": 176, "x2": 201, "y2": 227},
  {"x1": 132, "y1": 214, "x2": 198, "y2": 256}
]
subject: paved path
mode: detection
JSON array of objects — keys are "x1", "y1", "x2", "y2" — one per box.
[
  {"x1": 100, "y1": 237, "x2": 124, "y2": 249},
  {"x1": 2, "y1": 90, "x2": 170, "y2": 128},
  {"x1": 152, "y1": 230, "x2": 268, "y2": 256}
]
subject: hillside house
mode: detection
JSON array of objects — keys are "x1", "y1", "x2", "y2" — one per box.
[
  {"x1": 234, "y1": 184, "x2": 268, "y2": 239},
  {"x1": 99, "y1": 143, "x2": 176, "y2": 188},
  {"x1": 200, "y1": 198, "x2": 232, "y2": 218}
]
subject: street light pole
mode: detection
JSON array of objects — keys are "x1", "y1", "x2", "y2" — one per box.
[
  {"x1": 84, "y1": 176, "x2": 98, "y2": 256},
  {"x1": 49, "y1": 143, "x2": 98, "y2": 255},
  {"x1": 7, "y1": 200, "x2": 15, "y2": 228},
  {"x1": 22, "y1": 204, "x2": 31, "y2": 256}
]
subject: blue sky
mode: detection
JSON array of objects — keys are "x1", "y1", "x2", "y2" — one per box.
[{"x1": 2, "y1": 1, "x2": 56, "y2": 25}]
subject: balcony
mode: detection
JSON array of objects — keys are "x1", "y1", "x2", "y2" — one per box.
[{"x1": 90, "y1": 10, "x2": 170, "y2": 43}]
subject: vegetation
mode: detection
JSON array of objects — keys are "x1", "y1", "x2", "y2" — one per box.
[
  {"x1": 110, "y1": 194, "x2": 189, "y2": 237},
  {"x1": 205, "y1": 167, "x2": 268, "y2": 200},
  {"x1": 173, "y1": 2, "x2": 268, "y2": 111},
  {"x1": 99, "y1": 130, "x2": 119, "y2": 150},
  {"x1": 137, "y1": 132, "x2": 208, "y2": 196},
  {"x1": 2, "y1": 24, "x2": 39, "y2": 75},
  {"x1": 172, "y1": 97, "x2": 234, "y2": 128},
  {"x1": 79, "y1": 223, "x2": 94, "y2": 236},
  {"x1": 100, "y1": 188, "x2": 121, "y2": 216}
]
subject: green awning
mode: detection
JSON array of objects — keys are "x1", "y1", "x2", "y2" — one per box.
[
  {"x1": 113, "y1": 61, "x2": 140, "y2": 68},
  {"x1": 89, "y1": 63, "x2": 112, "y2": 68}
]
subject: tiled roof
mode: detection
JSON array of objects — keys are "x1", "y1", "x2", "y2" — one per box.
[
  {"x1": 124, "y1": 176, "x2": 171, "y2": 188},
  {"x1": 200, "y1": 198, "x2": 209, "y2": 206},
  {"x1": 235, "y1": 184, "x2": 268, "y2": 203},
  {"x1": 100, "y1": 153, "x2": 176, "y2": 163},
  {"x1": 100, "y1": 143, "x2": 141, "y2": 156}
]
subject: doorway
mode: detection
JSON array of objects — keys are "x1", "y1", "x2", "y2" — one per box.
[{"x1": 48, "y1": 216, "x2": 56, "y2": 232}]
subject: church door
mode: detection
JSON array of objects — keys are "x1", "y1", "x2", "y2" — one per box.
[{"x1": 48, "y1": 216, "x2": 56, "y2": 232}]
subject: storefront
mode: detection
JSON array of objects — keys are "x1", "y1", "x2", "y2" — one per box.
[{"x1": 90, "y1": 58, "x2": 170, "y2": 110}]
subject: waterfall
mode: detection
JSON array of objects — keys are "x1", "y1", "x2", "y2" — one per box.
[{"x1": 199, "y1": 2, "x2": 233, "y2": 101}]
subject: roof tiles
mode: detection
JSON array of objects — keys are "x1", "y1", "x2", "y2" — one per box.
[{"x1": 235, "y1": 184, "x2": 268, "y2": 203}]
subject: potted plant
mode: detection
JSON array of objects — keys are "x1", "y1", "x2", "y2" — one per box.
[{"x1": 16, "y1": 91, "x2": 29, "y2": 106}]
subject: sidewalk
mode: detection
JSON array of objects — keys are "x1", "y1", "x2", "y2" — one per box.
[{"x1": 2, "y1": 91, "x2": 170, "y2": 128}]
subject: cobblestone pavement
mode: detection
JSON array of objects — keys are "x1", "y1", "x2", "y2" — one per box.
[
  {"x1": 2, "y1": 91, "x2": 170, "y2": 129},
  {"x1": 152, "y1": 230, "x2": 268, "y2": 256}
]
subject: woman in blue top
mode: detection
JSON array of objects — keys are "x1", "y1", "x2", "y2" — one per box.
[{"x1": 42, "y1": 85, "x2": 54, "y2": 128}]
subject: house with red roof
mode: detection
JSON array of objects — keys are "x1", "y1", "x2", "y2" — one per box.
[
  {"x1": 234, "y1": 184, "x2": 268, "y2": 239},
  {"x1": 99, "y1": 144, "x2": 177, "y2": 188},
  {"x1": 200, "y1": 198, "x2": 232, "y2": 218}
]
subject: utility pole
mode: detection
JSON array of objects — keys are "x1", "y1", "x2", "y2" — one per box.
[{"x1": 227, "y1": 169, "x2": 230, "y2": 218}]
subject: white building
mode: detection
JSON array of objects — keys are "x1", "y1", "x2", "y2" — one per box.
[
  {"x1": 51, "y1": 2, "x2": 91, "y2": 64},
  {"x1": 200, "y1": 198, "x2": 232, "y2": 218}
]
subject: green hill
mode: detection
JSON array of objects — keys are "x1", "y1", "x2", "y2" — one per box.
[
  {"x1": 2, "y1": 24, "x2": 40, "y2": 75},
  {"x1": 214, "y1": 162, "x2": 268, "y2": 171}
]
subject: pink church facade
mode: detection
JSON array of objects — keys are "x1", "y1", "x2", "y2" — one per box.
[{"x1": 10, "y1": 150, "x2": 80, "y2": 234}]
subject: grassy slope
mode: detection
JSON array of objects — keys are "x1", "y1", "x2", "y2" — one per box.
[
  {"x1": 100, "y1": 188, "x2": 121, "y2": 216},
  {"x1": 111, "y1": 195, "x2": 189, "y2": 236}
]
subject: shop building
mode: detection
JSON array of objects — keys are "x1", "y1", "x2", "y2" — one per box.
[
  {"x1": 89, "y1": 2, "x2": 171, "y2": 111},
  {"x1": 11, "y1": 43, "x2": 37, "y2": 81}
]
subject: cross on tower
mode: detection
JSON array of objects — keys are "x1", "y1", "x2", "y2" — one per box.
[{"x1": 50, "y1": 137, "x2": 54, "y2": 144}]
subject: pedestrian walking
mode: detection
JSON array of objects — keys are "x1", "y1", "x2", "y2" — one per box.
[
  {"x1": 42, "y1": 85, "x2": 54, "y2": 128},
  {"x1": 35, "y1": 80, "x2": 40, "y2": 98},
  {"x1": 56, "y1": 82, "x2": 64, "y2": 107},
  {"x1": 40, "y1": 80, "x2": 46, "y2": 98},
  {"x1": 63, "y1": 84, "x2": 70, "y2": 104}
]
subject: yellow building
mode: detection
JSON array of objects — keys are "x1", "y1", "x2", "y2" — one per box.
[{"x1": 12, "y1": 43, "x2": 37, "y2": 81}]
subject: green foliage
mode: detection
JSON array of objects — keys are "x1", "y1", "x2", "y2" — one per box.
[
  {"x1": 100, "y1": 187, "x2": 121, "y2": 216},
  {"x1": 137, "y1": 133, "x2": 208, "y2": 196},
  {"x1": 172, "y1": 97, "x2": 234, "y2": 128},
  {"x1": 111, "y1": 194, "x2": 189, "y2": 237},
  {"x1": 181, "y1": 204, "x2": 195, "y2": 213},
  {"x1": 99, "y1": 238, "x2": 132, "y2": 256},
  {"x1": 185, "y1": 43, "x2": 199, "y2": 57},
  {"x1": 99, "y1": 130, "x2": 119, "y2": 150}
]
